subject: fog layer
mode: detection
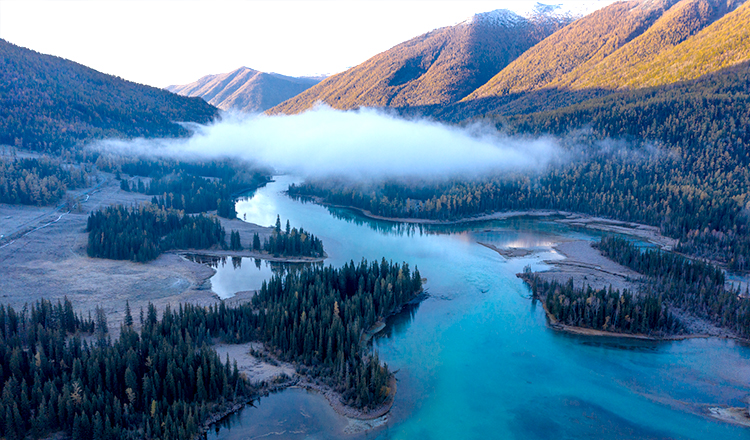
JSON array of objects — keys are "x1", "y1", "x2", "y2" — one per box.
[{"x1": 96, "y1": 107, "x2": 562, "y2": 180}]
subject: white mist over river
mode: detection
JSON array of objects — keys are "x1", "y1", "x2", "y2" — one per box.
[
  {"x1": 202, "y1": 176, "x2": 750, "y2": 440},
  {"x1": 95, "y1": 108, "x2": 563, "y2": 181}
]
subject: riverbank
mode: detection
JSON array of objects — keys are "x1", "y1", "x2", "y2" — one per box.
[
  {"x1": 213, "y1": 341, "x2": 397, "y2": 424},
  {"x1": 295, "y1": 375, "x2": 397, "y2": 421},
  {"x1": 311, "y1": 199, "x2": 678, "y2": 250},
  {"x1": 176, "y1": 249, "x2": 325, "y2": 264},
  {"x1": 532, "y1": 292, "x2": 706, "y2": 342},
  {"x1": 540, "y1": 240, "x2": 644, "y2": 292},
  {"x1": 516, "y1": 238, "x2": 745, "y2": 340},
  {"x1": 706, "y1": 406, "x2": 750, "y2": 428}
]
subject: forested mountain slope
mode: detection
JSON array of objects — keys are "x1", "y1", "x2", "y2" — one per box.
[
  {"x1": 269, "y1": 9, "x2": 571, "y2": 114},
  {"x1": 604, "y1": 0, "x2": 750, "y2": 88},
  {"x1": 465, "y1": 0, "x2": 683, "y2": 98},
  {"x1": 166, "y1": 67, "x2": 321, "y2": 112},
  {"x1": 291, "y1": 61, "x2": 750, "y2": 271},
  {"x1": 466, "y1": 0, "x2": 747, "y2": 100},
  {"x1": 572, "y1": 0, "x2": 748, "y2": 89},
  {"x1": 0, "y1": 39, "x2": 218, "y2": 152}
]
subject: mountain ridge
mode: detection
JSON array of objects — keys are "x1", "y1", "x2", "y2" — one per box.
[
  {"x1": 268, "y1": 8, "x2": 572, "y2": 115},
  {"x1": 166, "y1": 67, "x2": 321, "y2": 113},
  {"x1": 0, "y1": 38, "x2": 218, "y2": 152},
  {"x1": 467, "y1": 0, "x2": 748, "y2": 101}
]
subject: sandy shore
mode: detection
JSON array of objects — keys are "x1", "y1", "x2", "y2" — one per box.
[
  {"x1": 705, "y1": 406, "x2": 750, "y2": 427},
  {"x1": 213, "y1": 342, "x2": 296, "y2": 384},
  {"x1": 322, "y1": 202, "x2": 575, "y2": 226},
  {"x1": 295, "y1": 375, "x2": 397, "y2": 420},
  {"x1": 540, "y1": 240, "x2": 645, "y2": 292},
  {"x1": 214, "y1": 340, "x2": 396, "y2": 428},
  {"x1": 477, "y1": 242, "x2": 534, "y2": 258},
  {"x1": 177, "y1": 249, "x2": 325, "y2": 264}
]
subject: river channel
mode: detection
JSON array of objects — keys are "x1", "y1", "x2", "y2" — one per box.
[{"x1": 207, "y1": 176, "x2": 750, "y2": 440}]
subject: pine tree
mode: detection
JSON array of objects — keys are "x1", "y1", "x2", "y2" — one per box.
[{"x1": 124, "y1": 301, "x2": 133, "y2": 327}]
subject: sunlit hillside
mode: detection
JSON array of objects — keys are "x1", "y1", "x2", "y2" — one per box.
[{"x1": 269, "y1": 9, "x2": 571, "y2": 114}]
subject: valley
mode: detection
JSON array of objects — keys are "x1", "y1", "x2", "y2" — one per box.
[
  {"x1": 206, "y1": 177, "x2": 750, "y2": 439},
  {"x1": 2, "y1": 0, "x2": 750, "y2": 438}
]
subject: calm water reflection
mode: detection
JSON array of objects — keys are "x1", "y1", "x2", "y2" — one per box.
[{"x1": 207, "y1": 176, "x2": 750, "y2": 440}]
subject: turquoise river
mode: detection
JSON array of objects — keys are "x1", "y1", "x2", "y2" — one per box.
[{"x1": 207, "y1": 176, "x2": 750, "y2": 440}]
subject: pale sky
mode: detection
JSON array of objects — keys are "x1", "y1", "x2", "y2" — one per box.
[{"x1": 0, "y1": 0, "x2": 618, "y2": 88}]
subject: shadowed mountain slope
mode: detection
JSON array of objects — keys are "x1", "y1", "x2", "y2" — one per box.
[
  {"x1": 166, "y1": 67, "x2": 321, "y2": 112},
  {"x1": 0, "y1": 39, "x2": 218, "y2": 152}
]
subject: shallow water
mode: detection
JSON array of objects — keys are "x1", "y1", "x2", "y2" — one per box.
[{"x1": 208, "y1": 176, "x2": 750, "y2": 440}]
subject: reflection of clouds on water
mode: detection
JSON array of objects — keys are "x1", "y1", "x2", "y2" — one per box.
[
  {"x1": 235, "y1": 190, "x2": 280, "y2": 228},
  {"x1": 211, "y1": 174, "x2": 750, "y2": 440},
  {"x1": 199, "y1": 256, "x2": 318, "y2": 299}
]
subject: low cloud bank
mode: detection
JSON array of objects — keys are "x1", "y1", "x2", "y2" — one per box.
[{"x1": 96, "y1": 107, "x2": 563, "y2": 180}]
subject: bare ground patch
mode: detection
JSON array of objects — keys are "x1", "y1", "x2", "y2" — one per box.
[
  {"x1": 530, "y1": 240, "x2": 644, "y2": 293},
  {"x1": 0, "y1": 174, "x2": 223, "y2": 332},
  {"x1": 214, "y1": 342, "x2": 296, "y2": 384},
  {"x1": 0, "y1": 172, "x2": 327, "y2": 335}
]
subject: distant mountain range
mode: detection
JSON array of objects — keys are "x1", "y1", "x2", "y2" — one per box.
[
  {"x1": 0, "y1": 38, "x2": 217, "y2": 152},
  {"x1": 269, "y1": 8, "x2": 572, "y2": 115},
  {"x1": 4, "y1": 0, "x2": 749, "y2": 152},
  {"x1": 166, "y1": 67, "x2": 322, "y2": 113},
  {"x1": 269, "y1": 0, "x2": 750, "y2": 120}
]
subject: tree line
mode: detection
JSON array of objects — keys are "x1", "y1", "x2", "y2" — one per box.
[
  {"x1": 0, "y1": 156, "x2": 89, "y2": 206},
  {"x1": 0, "y1": 298, "x2": 249, "y2": 440},
  {"x1": 522, "y1": 274, "x2": 684, "y2": 336},
  {"x1": 247, "y1": 215, "x2": 325, "y2": 258},
  {"x1": 596, "y1": 236, "x2": 750, "y2": 337},
  {"x1": 86, "y1": 204, "x2": 225, "y2": 262},
  {"x1": 289, "y1": 64, "x2": 750, "y2": 272}
]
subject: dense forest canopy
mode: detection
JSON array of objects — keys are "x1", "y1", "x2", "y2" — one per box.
[
  {"x1": 0, "y1": 299, "x2": 249, "y2": 440},
  {"x1": 0, "y1": 155, "x2": 90, "y2": 206},
  {"x1": 251, "y1": 258, "x2": 422, "y2": 408},
  {"x1": 86, "y1": 204, "x2": 226, "y2": 262},
  {"x1": 290, "y1": 62, "x2": 750, "y2": 272},
  {"x1": 596, "y1": 236, "x2": 750, "y2": 336},
  {"x1": 0, "y1": 40, "x2": 218, "y2": 153},
  {"x1": 0, "y1": 258, "x2": 422, "y2": 439}
]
